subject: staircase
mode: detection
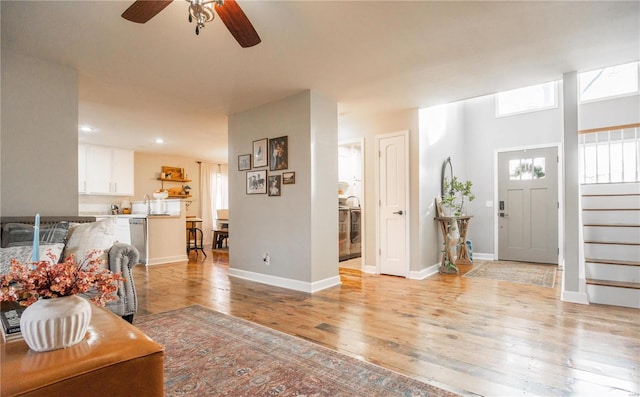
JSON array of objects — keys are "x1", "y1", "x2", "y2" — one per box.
[{"x1": 581, "y1": 182, "x2": 640, "y2": 308}]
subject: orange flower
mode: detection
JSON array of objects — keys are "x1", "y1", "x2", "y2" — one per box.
[{"x1": 0, "y1": 249, "x2": 124, "y2": 307}]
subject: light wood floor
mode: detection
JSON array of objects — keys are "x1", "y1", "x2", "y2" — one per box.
[{"x1": 132, "y1": 253, "x2": 639, "y2": 397}]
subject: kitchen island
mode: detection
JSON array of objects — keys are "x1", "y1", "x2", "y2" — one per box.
[{"x1": 146, "y1": 213, "x2": 188, "y2": 265}]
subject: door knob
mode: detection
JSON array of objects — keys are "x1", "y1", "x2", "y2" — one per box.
[{"x1": 393, "y1": 210, "x2": 404, "y2": 215}]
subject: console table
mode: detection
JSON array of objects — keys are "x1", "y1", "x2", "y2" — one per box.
[
  {"x1": 1, "y1": 305, "x2": 164, "y2": 397},
  {"x1": 435, "y1": 216, "x2": 473, "y2": 273}
]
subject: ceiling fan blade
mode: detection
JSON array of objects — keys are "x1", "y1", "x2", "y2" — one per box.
[
  {"x1": 122, "y1": 0, "x2": 174, "y2": 24},
  {"x1": 215, "y1": 0, "x2": 261, "y2": 48}
]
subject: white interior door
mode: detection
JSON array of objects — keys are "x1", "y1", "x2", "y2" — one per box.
[
  {"x1": 498, "y1": 146, "x2": 558, "y2": 264},
  {"x1": 377, "y1": 131, "x2": 409, "y2": 276}
]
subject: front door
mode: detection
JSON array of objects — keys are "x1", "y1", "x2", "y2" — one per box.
[
  {"x1": 377, "y1": 131, "x2": 409, "y2": 276},
  {"x1": 498, "y1": 147, "x2": 558, "y2": 264}
]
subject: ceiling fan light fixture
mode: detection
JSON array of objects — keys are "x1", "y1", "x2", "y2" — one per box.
[{"x1": 188, "y1": 0, "x2": 223, "y2": 35}]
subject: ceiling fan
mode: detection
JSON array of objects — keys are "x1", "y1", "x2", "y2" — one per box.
[{"x1": 121, "y1": 0, "x2": 261, "y2": 48}]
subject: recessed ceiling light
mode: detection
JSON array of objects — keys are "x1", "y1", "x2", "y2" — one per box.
[
  {"x1": 155, "y1": 138, "x2": 165, "y2": 144},
  {"x1": 78, "y1": 125, "x2": 95, "y2": 133}
]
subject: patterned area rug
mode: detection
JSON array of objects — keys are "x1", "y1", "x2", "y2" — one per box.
[
  {"x1": 463, "y1": 261, "x2": 557, "y2": 288},
  {"x1": 135, "y1": 305, "x2": 461, "y2": 397}
]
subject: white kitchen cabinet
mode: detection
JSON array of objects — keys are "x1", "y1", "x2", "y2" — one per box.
[{"x1": 79, "y1": 144, "x2": 134, "y2": 195}]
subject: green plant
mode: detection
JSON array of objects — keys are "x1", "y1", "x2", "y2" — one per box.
[{"x1": 442, "y1": 176, "x2": 475, "y2": 216}]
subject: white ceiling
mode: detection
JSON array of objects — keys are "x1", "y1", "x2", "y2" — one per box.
[{"x1": 2, "y1": 1, "x2": 638, "y2": 163}]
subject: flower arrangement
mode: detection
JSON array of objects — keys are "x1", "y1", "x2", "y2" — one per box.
[{"x1": 0, "y1": 249, "x2": 124, "y2": 307}]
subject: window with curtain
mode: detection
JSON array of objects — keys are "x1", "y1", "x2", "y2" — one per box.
[{"x1": 200, "y1": 163, "x2": 228, "y2": 248}]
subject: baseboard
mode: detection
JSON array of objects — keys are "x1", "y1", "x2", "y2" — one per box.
[
  {"x1": 473, "y1": 252, "x2": 495, "y2": 261},
  {"x1": 561, "y1": 276, "x2": 590, "y2": 305},
  {"x1": 409, "y1": 263, "x2": 440, "y2": 280},
  {"x1": 228, "y1": 267, "x2": 342, "y2": 293},
  {"x1": 561, "y1": 289, "x2": 590, "y2": 305},
  {"x1": 146, "y1": 254, "x2": 188, "y2": 266},
  {"x1": 363, "y1": 265, "x2": 377, "y2": 274}
]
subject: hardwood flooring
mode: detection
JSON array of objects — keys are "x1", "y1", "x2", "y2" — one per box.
[{"x1": 132, "y1": 253, "x2": 640, "y2": 396}]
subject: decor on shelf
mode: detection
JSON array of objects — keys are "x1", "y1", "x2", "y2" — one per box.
[
  {"x1": 0, "y1": 249, "x2": 123, "y2": 352},
  {"x1": 161, "y1": 166, "x2": 185, "y2": 181}
]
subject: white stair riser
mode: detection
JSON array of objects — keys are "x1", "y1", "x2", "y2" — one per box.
[
  {"x1": 582, "y1": 210, "x2": 640, "y2": 225},
  {"x1": 585, "y1": 262, "x2": 640, "y2": 283},
  {"x1": 583, "y1": 226, "x2": 640, "y2": 244},
  {"x1": 582, "y1": 182, "x2": 640, "y2": 196},
  {"x1": 584, "y1": 244, "x2": 640, "y2": 262},
  {"x1": 586, "y1": 284, "x2": 640, "y2": 309},
  {"x1": 582, "y1": 195, "x2": 640, "y2": 209}
]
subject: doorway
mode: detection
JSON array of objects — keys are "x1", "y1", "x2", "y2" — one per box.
[
  {"x1": 338, "y1": 138, "x2": 365, "y2": 271},
  {"x1": 497, "y1": 146, "x2": 559, "y2": 264}
]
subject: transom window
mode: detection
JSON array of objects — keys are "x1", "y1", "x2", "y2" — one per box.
[
  {"x1": 579, "y1": 61, "x2": 639, "y2": 103},
  {"x1": 496, "y1": 81, "x2": 558, "y2": 117}
]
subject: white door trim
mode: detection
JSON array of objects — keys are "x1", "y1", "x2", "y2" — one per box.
[
  {"x1": 339, "y1": 137, "x2": 366, "y2": 271},
  {"x1": 375, "y1": 130, "x2": 410, "y2": 276},
  {"x1": 493, "y1": 142, "x2": 563, "y2": 267}
]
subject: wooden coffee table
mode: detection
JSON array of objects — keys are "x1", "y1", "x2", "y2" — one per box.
[{"x1": 1, "y1": 305, "x2": 164, "y2": 397}]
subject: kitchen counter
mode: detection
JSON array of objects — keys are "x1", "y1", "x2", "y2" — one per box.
[{"x1": 80, "y1": 213, "x2": 181, "y2": 219}]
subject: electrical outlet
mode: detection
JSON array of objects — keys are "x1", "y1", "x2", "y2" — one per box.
[{"x1": 263, "y1": 253, "x2": 270, "y2": 265}]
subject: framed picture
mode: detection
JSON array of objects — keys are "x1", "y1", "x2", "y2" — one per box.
[
  {"x1": 268, "y1": 175, "x2": 281, "y2": 196},
  {"x1": 282, "y1": 172, "x2": 295, "y2": 184},
  {"x1": 253, "y1": 138, "x2": 268, "y2": 168},
  {"x1": 269, "y1": 136, "x2": 288, "y2": 171},
  {"x1": 161, "y1": 166, "x2": 184, "y2": 180},
  {"x1": 246, "y1": 170, "x2": 267, "y2": 194},
  {"x1": 238, "y1": 154, "x2": 251, "y2": 171}
]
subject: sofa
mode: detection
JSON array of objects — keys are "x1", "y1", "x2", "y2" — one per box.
[{"x1": 0, "y1": 216, "x2": 139, "y2": 323}]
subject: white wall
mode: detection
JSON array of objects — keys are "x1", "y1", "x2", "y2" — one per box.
[
  {"x1": 461, "y1": 89, "x2": 564, "y2": 254},
  {"x1": 1, "y1": 51, "x2": 79, "y2": 216},
  {"x1": 579, "y1": 94, "x2": 640, "y2": 130},
  {"x1": 418, "y1": 102, "x2": 466, "y2": 270},
  {"x1": 228, "y1": 90, "x2": 339, "y2": 290}
]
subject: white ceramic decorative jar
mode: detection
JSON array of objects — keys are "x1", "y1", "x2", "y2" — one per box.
[{"x1": 20, "y1": 295, "x2": 92, "y2": 352}]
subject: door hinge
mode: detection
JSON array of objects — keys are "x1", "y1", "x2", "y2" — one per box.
[
  {"x1": 557, "y1": 202, "x2": 559, "y2": 209},
  {"x1": 557, "y1": 155, "x2": 559, "y2": 163},
  {"x1": 379, "y1": 248, "x2": 381, "y2": 256},
  {"x1": 557, "y1": 248, "x2": 560, "y2": 255}
]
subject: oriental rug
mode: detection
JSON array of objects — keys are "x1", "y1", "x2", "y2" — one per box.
[
  {"x1": 463, "y1": 260, "x2": 557, "y2": 288},
  {"x1": 135, "y1": 305, "x2": 461, "y2": 397}
]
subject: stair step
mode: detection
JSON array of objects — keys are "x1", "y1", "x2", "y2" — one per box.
[
  {"x1": 586, "y1": 278, "x2": 640, "y2": 290},
  {"x1": 585, "y1": 258, "x2": 640, "y2": 266},
  {"x1": 582, "y1": 193, "x2": 640, "y2": 197},
  {"x1": 583, "y1": 224, "x2": 640, "y2": 227},
  {"x1": 582, "y1": 208, "x2": 640, "y2": 211},
  {"x1": 584, "y1": 241, "x2": 640, "y2": 246}
]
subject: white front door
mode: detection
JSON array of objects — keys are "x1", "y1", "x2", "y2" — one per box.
[
  {"x1": 498, "y1": 146, "x2": 558, "y2": 264},
  {"x1": 377, "y1": 131, "x2": 409, "y2": 276}
]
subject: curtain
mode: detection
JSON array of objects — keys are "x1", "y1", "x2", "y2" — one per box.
[{"x1": 199, "y1": 163, "x2": 229, "y2": 249}]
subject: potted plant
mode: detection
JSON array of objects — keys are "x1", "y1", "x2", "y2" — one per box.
[{"x1": 442, "y1": 176, "x2": 475, "y2": 217}]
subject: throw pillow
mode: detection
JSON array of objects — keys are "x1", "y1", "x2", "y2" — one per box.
[
  {"x1": 0, "y1": 243, "x2": 65, "y2": 275},
  {"x1": 63, "y1": 219, "x2": 116, "y2": 269},
  {"x1": 1, "y1": 222, "x2": 70, "y2": 248}
]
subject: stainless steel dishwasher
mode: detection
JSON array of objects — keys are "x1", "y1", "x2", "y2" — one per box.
[{"x1": 129, "y1": 218, "x2": 147, "y2": 264}]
